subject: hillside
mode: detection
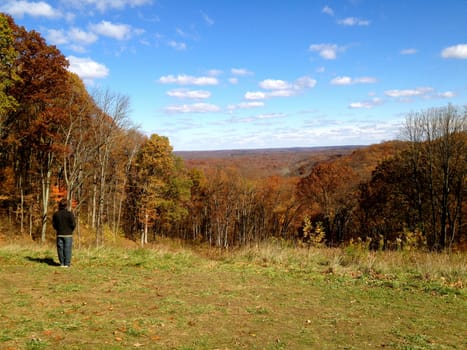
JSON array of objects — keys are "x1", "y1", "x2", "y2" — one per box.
[
  {"x1": 176, "y1": 145, "x2": 363, "y2": 179},
  {"x1": 176, "y1": 142, "x2": 408, "y2": 180},
  {"x1": 0, "y1": 242, "x2": 465, "y2": 349}
]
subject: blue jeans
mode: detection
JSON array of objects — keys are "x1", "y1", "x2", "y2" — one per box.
[{"x1": 57, "y1": 236, "x2": 73, "y2": 266}]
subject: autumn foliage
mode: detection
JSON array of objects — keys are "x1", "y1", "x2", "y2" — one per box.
[{"x1": 0, "y1": 13, "x2": 466, "y2": 251}]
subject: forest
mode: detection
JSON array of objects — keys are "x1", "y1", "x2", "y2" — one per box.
[{"x1": 1, "y1": 13, "x2": 466, "y2": 252}]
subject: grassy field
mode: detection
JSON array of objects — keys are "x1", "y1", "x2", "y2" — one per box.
[{"x1": 0, "y1": 238, "x2": 465, "y2": 350}]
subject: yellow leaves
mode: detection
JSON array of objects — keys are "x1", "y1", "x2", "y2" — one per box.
[
  {"x1": 449, "y1": 280, "x2": 463, "y2": 289},
  {"x1": 301, "y1": 217, "x2": 326, "y2": 247},
  {"x1": 440, "y1": 276, "x2": 464, "y2": 289}
]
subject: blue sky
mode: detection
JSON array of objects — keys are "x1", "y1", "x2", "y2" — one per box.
[{"x1": 2, "y1": 0, "x2": 466, "y2": 151}]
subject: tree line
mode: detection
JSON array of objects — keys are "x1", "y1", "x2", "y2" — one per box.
[{"x1": 1, "y1": 14, "x2": 466, "y2": 251}]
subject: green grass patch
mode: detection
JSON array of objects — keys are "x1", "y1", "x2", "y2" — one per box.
[{"x1": 0, "y1": 241, "x2": 465, "y2": 349}]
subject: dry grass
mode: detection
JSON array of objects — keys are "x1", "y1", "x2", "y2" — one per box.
[
  {"x1": 224, "y1": 240, "x2": 466, "y2": 287},
  {"x1": 0, "y1": 238, "x2": 466, "y2": 349}
]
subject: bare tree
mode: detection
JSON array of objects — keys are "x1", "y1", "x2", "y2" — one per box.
[
  {"x1": 401, "y1": 105, "x2": 467, "y2": 249},
  {"x1": 90, "y1": 88, "x2": 130, "y2": 247}
]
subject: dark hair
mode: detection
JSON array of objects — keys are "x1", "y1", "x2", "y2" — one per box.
[{"x1": 58, "y1": 199, "x2": 67, "y2": 210}]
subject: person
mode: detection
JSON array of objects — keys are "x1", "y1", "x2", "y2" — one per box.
[{"x1": 52, "y1": 199, "x2": 76, "y2": 267}]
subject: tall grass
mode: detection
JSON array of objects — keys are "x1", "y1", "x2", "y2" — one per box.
[
  {"x1": 0, "y1": 236, "x2": 465, "y2": 349},
  {"x1": 223, "y1": 239, "x2": 466, "y2": 288},
  {"x1": 1, "y1": 233, "x2": 465, "y2": 289}
]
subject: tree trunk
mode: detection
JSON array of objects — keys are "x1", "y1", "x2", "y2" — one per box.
[
  {"x1": 19, "y1": 175, "x2": 24, "y2": 235},
  {"x1": 40, "y1": 153, "x2": 53, "y2": 242},
  {"x1": 141, "y1": 212, "x2": 148, "y2": 246}
]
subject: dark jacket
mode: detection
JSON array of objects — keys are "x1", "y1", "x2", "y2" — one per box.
[{"x1": 52, "y1": 209, "x2": 76, "y2": 236}]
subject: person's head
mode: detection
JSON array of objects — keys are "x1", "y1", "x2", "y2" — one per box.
[{"x1": 58, "y1": 199, "x2": 67, "y2": 210}]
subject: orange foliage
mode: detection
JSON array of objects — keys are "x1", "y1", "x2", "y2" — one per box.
[
  {"x1": 51, "y1": 185, "x2": 66, "y2": 201},
  {"x1": 50, "y1": 185, "x2": 77, "y2": 208},
  {"x1": 178, "y1": 146, "x2": 360, "y2": 180}
]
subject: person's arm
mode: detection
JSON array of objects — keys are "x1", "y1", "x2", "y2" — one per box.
[
  {"x1": 52, "y1": 213, "x2": 58, "y2": 230},
  {"x1": 69, "y1": 212, "x2": 76, "y2": 231}
]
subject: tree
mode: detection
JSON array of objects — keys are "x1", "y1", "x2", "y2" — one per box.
[
  {"x1": 0, "y1": 14, "x2": 19, "y2": 215},
  {"x1": 53, "y1": 73, "x2": 98, "y2": 245},
  {"x1": 401, "y1": 105, "x2": 467, "y2": 249},
  {"x1": 297, "y1": 162, "x2": 358, "y2": 245},
  {"x1": 125, "y1": 134, "x2": 191, "y2": 245},
  {"x1": 203, "y1": 167, "x2": 242, "y2": 247},
  {"x1": 0, "y1": 14, "x2": 18, "y2": 128},
  {"x1": 58, "y1": 74, "x2": 94, "y2": 205},
  {"x1": 256, "y1": 175, "x2": 300, "y2": 241},
  {"x1": 89, "y1": 88, "x2": 130, "y2": 246},
  {"x1": 110, "y1": 127, "x2": 145, "y2": 239},
  {"x1": 357, "y1": 154, "x2": 419, "y2": 249},
  {"x1": 357, "y1": 106, "x2": 466, "y2": 250},
  {"x1": 3, "y1": 17, "x2": 70, "y2": 241},
  {"x1": 182, "y1": 167, "x2": 209, "y2": 242}
]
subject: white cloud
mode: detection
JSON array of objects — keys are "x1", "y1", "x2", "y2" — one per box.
[
  {"x1": 309, "y1": 43, "x2": 344, "y2": 60},
  {"x1": 349, "y1": 98, "x2": 383, "y2": 109},
  {"x1": 239, "y1": 101, "x2": 264, "y2": 109},
  {"x1": 165, "y1": 103, "x2": 220, "y2": 113},
  {"x1": 68, "y1": 0, "x2": 152, "y2": 12},
  {"x1": 67, "y1": 56, "x2": 109, "y2": 82},
  {"x1": 348, "y1": 102, "x2": 367, "y2": 109},
  {"x1": 46, "y1": 28, "x2": 97, "y2": 51},
  {"x1": 268, "y1": 90, "x2": 296, "y2": 97},
  {"x1": 246, "y1": 76, "x2": 317, "y2": 100},
  {"x1": 245, "y1": 91, "x2": 267, "y2": 100},
  {"x1": 231, "y1": 68, "x2": 253, "y2": 76},
  {"x1": 331, "y1": 76, "x2": 377, "y2": 85},
  {"x1": 257, "y1": 113, "x2": 286, "y2": 119},
  {"x1": 200, "y1": 10, "x2": 214, "y2": 25},
  {"x1": 441, "y1": 44, "x2": 467, "y2": 59},
  {"x1": 354, "y1": 77, "x2": 376, "y2": 83},
  {"x1": 89, "y1": 21, "x2": 135, "y2": 40},
  {"x1": 228, "y1": 77, "x2": 239, "y2": 84},
  {"x1": 295, "y1": 76, "x2": 318, "y2": 88},
  {"x1": 259, "y1": 79, "x2": 292, "y2": 90},
  {"x1": 337, "y1": 17, "x2": 370, "y2": 26},
  {"x1": 175, "y1": 28, "x2": 186, "y2": 37},
  {"x1": 259, "y1": 77, "x2": 317, "y2": 91},
  {"x1": 175, "y1": 27, "x2": 199, "y2": 41},
  {"x1": 1, "y1": 0, "x2": 59, "y2": 18},
  {"x1": 384, "y1": 87, "x2": 456, "y2": 101},
  {"x1": 228, "y1": 101, "x2": 265, "y2": 110},
  {"x1": 331, "y1": 76, "x2": 352, "y2": 85},
  {"x1": 438, "y1": 91, "x2": 456, "y2": 98},
  {"x1": 322, "y1": 6, "x2": 334, "y2": 16},
  {"x1": 69, "y1": 28, "x2": 98, "y2": 44},
  {"x1": 245, "y1": 88, "x2": 293, "y2": 100},
  {"x1": 166, "y1": 89, "x2": 211, "y2": 99},
  {"x1": 400, "y1": 48, "x2": 418, "y2": 55},
  {"x1": 168, "y1": 40, "x2": 187, "y2": 50},
  {"x1": 46, "y1": 29, "x2": 69, "y2": 45},
  {"x1": 385, "y1": 87, "x2": 433, "y2": 98},
  {"x1": 207, "y1": 69, "x2": 223, "y2": 76},
  {"x1": 159, "y1": 74, "x2": 219, "y2": 86}
]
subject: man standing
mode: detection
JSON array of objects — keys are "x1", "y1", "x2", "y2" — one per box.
[{"x1": 52, "y1": 199, "x2": 76, "y2": 267}]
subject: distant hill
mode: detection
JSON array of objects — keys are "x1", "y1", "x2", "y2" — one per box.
[
  {"x1": 337, "y1": 140, "x2": 408, "y2": 181},
  {"x1": 175, "y1": 145, "x2": 364, "y2": 178}
]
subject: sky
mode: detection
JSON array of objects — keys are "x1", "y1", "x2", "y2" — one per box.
[{"x1": 2, "y1": 0, "x2": 467, "y2": 151}]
